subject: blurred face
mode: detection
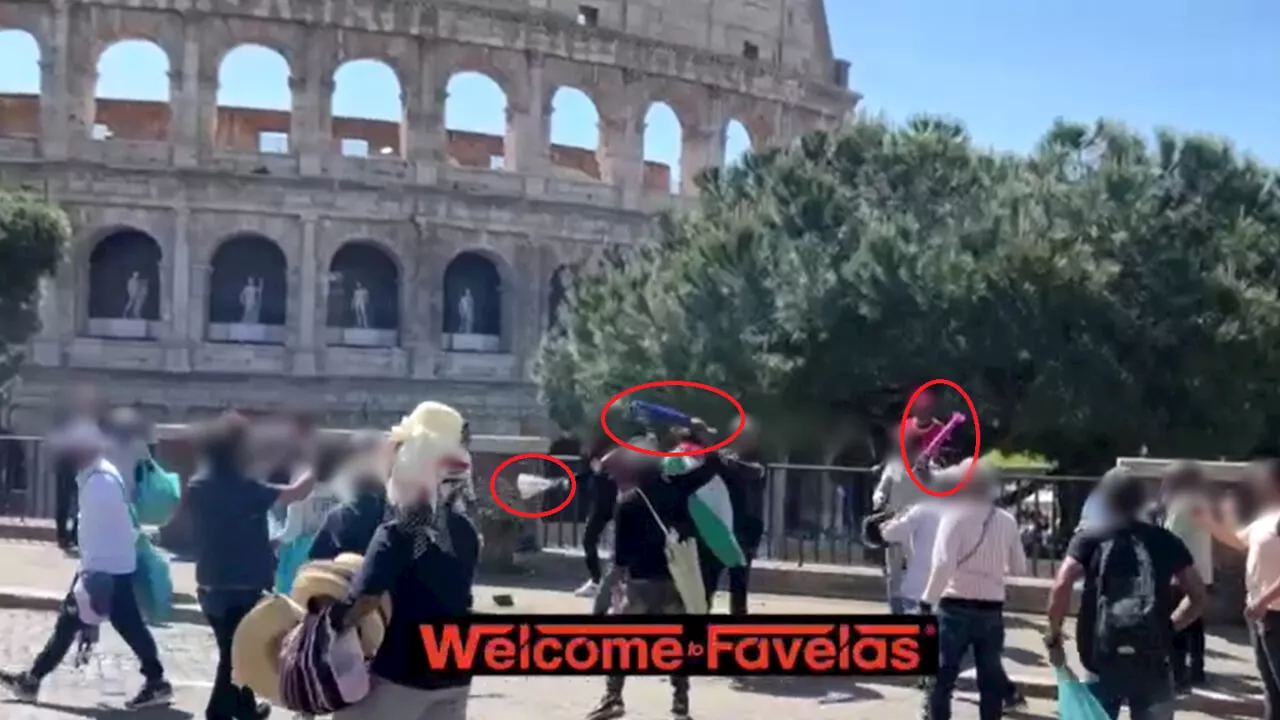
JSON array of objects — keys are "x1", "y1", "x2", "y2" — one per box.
[
  {"x1": 1249, "y1": 463, "x2": 1280, "y2": 508},
  {"x1": 914, "y1": 392, "x2": 936, "y2": 418},
  {"x1": 70, "y1": 385, "x2": 100, "y2": 417},
  {"x1": 732, "y1": 417, "x2": 760, "y2": 454}
]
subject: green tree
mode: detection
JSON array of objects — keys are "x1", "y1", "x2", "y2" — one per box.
[
  {"x1": 0, "y1": 190, "x2": 70, "y2": 396},
  {"x1": 534, "y1": 115, "x2": 1280, "y2": 484}
]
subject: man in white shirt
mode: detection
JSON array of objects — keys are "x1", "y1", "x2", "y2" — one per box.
[
  {"x1": 1159, "y1": 461, "x2": 1214, "y2": 688},
  {"x1": 0, "y1": 413, "x2": 172, "y2": 709},
  {"x1": 921, "y1": 459, "x2": 1027, "y2": 720},
  {"x1": 873, "y1": 433, "x2": 935, "y2": 614}
]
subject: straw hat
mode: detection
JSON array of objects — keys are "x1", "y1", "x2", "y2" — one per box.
[
  {"x1": 231, "y1": 594, "x2": 304, "y2": 705},
  {"x1": 300, "y1": 556, "x2": 393, "y2": 620},
  {"x1": 291, "y1": 563, "x2": 389, "y2": 657}
]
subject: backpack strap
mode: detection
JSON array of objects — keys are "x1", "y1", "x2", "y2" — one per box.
[{"x1": 955, "y1": 507, "x2": 997, "y2": 569}]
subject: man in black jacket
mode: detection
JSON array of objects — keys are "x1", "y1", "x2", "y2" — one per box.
[
  {"x1": 46, "y1": 385, "x2": 102, "y2": 552},
  {"x1": 697, "y1": 416, "x2": 766, "y2": 615}
]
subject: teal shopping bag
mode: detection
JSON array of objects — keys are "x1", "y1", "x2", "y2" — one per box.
[{"x1": 1055, "y1": 667, "x2": 1111, "y2": 720}]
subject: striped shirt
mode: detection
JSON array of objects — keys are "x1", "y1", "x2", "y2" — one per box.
[{"x1": 922, "y1": 500, "x2": 1027, "y2": 605}]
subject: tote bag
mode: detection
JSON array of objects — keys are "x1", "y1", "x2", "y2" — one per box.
[{"x1": 1055, "y1": 667, "x2": 1111, "y2": 720}]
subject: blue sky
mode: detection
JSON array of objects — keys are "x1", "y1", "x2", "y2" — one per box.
[{"x1": 1, "y1": 0, "x2": 1277, "y2": 179}]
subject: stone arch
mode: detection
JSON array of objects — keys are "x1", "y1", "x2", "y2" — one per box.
[
  {"x1": 0, "y1": 28, "x2": 41, "y2": 137},
  {"x1": 207, "y1": 234, "x2": 287, "y2": 327},
  {"x1": 444, "y1": 70, "x2": 509, "y2": 170},
  {"x1": 724, "y1": 119, "x2": 753, "y2": 167},
  {"x1": 331, "y1": 59, "x2": 404, "y2": 158},
  {"x1": 548, "y1": 85, "x2": 601, "y2": 179},
  {"x1": 86, "y1": 228, "x2": 162, "y2": 322},
  {"x1": 325, "y1": 241, "x2": 400, "y2": 331},
  {"x1": 92, "y1": 39, "x2": 171, "y2": 141},
  {"x1": 642, "y1": 102, "x2": 683, "y2": 194},
  {"x1": 442, "y1": 251, "x2": 502, "y2": 343},
  {"x1": 215, "y1": 43, "x2": 292, "y2": 153}
]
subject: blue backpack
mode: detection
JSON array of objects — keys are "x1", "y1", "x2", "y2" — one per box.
[{"x1": 133, "y1": 459, "x2": 181, "y2": 527}]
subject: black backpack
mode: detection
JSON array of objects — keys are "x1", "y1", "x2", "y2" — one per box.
[{"x1": 1092, "y1": 530, "x2": 1166, "y2": 666}]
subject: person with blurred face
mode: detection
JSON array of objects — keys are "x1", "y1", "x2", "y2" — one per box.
[
  {"x1": 575, "y1": 436, "x2": 626, "y2": 599},
  {"x1": 1158, "y1": 461, "x2": 1214, "y2": 688},
  {"x1": 873, "y1": 430, "x2": 934, "y2": 614},
  {"x1": 922, "y1": 460, "x2": 1028, "y2": 720},
  {"x1": 695, "y1": 416, "x2": 766, "y2": 615},
  {"x1": 586, "y1": 439, "x2": 694, "y2": 720},
  {"x1": 309, "y1": 430, "x2": 391, "y2": 561},
  {"x1": 47, "y1": 384, "x2": 103, "y2": 552},
  {"x1": 1194, "y1": 459, "x2": 1280, "y2": 720},
  {"x1": 184, "y1": 412, "x2": 316, "y2": 720},
  {"x1": 0, "y1": 410, "x2": 172, "y2": 709},
  {"x1": 1049, "y1": 468, "x2": 1206, "y2": 720}
]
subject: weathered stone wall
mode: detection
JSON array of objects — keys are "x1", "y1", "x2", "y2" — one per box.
[{"x1": 0, "y1": 0, "x2": 855, "y2": 433}]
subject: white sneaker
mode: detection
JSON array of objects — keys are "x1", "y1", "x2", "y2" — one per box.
[{"x1": 574, "y1": 580, "x2": 601, "y2": 598}]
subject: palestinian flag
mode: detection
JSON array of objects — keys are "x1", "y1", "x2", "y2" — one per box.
[{"x1": 661, "y1": 446, "x2": 746, "y2": 568}]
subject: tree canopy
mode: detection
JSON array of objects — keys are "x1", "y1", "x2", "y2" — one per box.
[
  {"x1": 0, "y1": 189, "x2": 70, "y2": 399},
  {"x1": 534, "y1": 116, "x2": 1280, "y2": 473}
]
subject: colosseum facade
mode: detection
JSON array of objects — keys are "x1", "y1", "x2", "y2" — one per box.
[{"x1": 0, "y1": 0, "x2": 855, "y2": 433}]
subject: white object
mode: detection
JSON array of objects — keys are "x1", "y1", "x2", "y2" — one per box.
[
  {"x1": 573, "y1": 580, "x2": 601, "y2": 598},
  {"x1": 516, "y1": 473, "x2": 566, "y2": 499}
]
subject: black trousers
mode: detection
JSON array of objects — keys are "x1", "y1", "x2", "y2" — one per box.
[
  {"x1": 583, "y1": 484, "x2": 616, "y2": 583},
  {"x1": 199, "y1": 588, "x2": 266, "y2": 720},
  {"x1": 1172, "y1": 617, "x2": 1206, "y2": 679},
  {"x1": 700, "y1": 516, "x2": 763, "y2": 615},
  {"x1": 53, "y1": 459, "x2": 78, "y2": 548},
  {"x1": 32, "y1": 573, "x2": 164, "y2": 682}
]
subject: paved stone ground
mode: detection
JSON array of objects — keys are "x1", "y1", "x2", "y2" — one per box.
[{"x1": 0, "y1": 541, "x2": 1264, "y2": 718}]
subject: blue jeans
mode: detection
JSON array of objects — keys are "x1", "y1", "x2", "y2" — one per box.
[
  {"x1": 1088, "y1": 670, "x2": 1175, "y2": 720},
  {"x1": 930, "y1": 600, "x2": 1005, "y2": 720}
]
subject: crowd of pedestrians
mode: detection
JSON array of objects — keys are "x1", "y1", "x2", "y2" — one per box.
[{"x1": 2, "y1": 382, "x2": 1280, "y2": 720}]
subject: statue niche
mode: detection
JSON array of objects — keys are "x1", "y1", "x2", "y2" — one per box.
[
  {"x1": 206, "y1": 234, "x2": 288, "y2": 343},
  {"x1": 442, "y1": 251, "x2": 502, "y2": 352},
  {"x1": 86, "y1": 229, "x2": 162, "y2": 339},
  {"x1": 325, "y1": 242, "x2": 400, "y2": 347}
]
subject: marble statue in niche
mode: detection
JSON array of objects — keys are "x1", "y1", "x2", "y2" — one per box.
[
  {"x1": 122, "y1": 271, "x2": 148, "y2": 320},
  {"x1": 240, "y1": 277, "x2": 262, "y2": 324},
  {"x1": 352, "y1": 282, "x2": 370, "y2": 329},
  {"x1": 457, "y1": 287, "x2": 475, "y2": 334}
]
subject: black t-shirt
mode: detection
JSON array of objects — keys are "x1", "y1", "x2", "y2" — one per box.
[
  {"x1": 612, "y1": 457, "x2": 719, "y2": 580},
  {"x1": 349, "y1": 512, "x2": 479, "y2": 690},
  {"x1": 186, "y1": 464, "x2": 281, "y2": 591},
  {"x1": 1068, "y1": 521, "x2": 1193, "y2": 674},
  {"x1": 308, "y1": 489, "x2": 386, "y2": 561}
]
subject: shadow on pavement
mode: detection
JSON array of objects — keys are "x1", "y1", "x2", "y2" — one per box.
[
  {"x1": 4, "y1": 700, "x2": 195, "y2": 719},
  {"x1": 727, "y1": 675, "x2": 886, "y2": 701}
]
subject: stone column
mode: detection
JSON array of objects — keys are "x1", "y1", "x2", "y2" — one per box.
[
  {"x1": 598, "y1": 112, "x2": 644, "y2": 207},
  {"x1": 170, "y1": 24, "x2": 204, "y2": 167},
  {"x1": 37, "y1": 0, "x2": 73, "y2": 160},
  {"x1": 681, "y1": 123, "x2": 726, "y2": 195},
  {"x1": 293, "y1": 215, "x2": 318, "y2": 376},
  {"x1": 291, "y1": 74, "x2": 325, "y2": 175},
  {"x1": 407, "y1": 42, "x2": 444, "y2": 183},
  {"x1": 505, "y1": 56, "x2": 548, "y2": 176},
  {"x1": 165, "y1": 208, "x2": 192, "y2": 371}
]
